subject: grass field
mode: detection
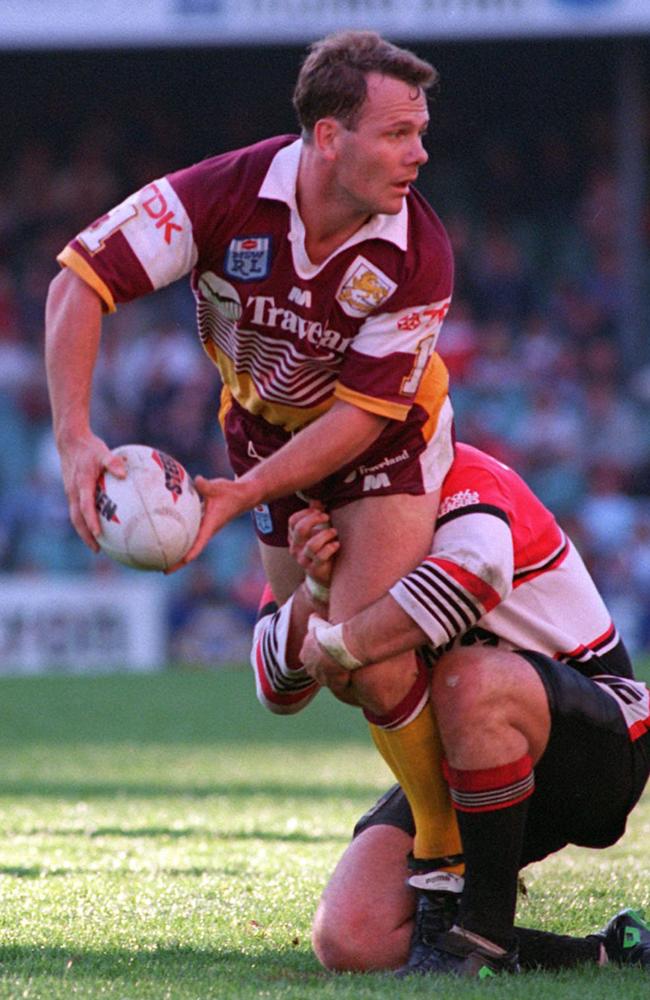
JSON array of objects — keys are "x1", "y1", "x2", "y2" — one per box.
[{"x1": 0, "y1": 663, "x2": 648, "y2": 999}]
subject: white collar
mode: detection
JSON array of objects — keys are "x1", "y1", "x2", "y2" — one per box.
[{"x1": 258, "y1": 138, "x2": 409, "y2": 260}]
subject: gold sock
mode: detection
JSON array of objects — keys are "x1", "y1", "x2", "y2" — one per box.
[{"x1": 369, "y1": 702, "x2": 463, "y2": 873}]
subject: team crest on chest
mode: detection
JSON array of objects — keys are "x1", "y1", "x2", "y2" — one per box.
[
  {"x1": 224, "y1": 235, "x2": 272, "y2": 282},
  {"x1": 336, "y1": 256, "x2": 397, "y2": 318}
]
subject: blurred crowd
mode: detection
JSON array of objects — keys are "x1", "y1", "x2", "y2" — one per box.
[{"x1": 1, "y1": 46, "x2": 649, "y2": 662}]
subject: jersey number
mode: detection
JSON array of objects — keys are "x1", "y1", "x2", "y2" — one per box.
[
  {"x1": 78, "y1": 201, "x2": 138, "y2": 255},
  {"x1": 401, "y1": 334, "x2": 436, "y2": 395}
]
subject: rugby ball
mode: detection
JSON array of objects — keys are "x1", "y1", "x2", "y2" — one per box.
[{"x1": 95, "y1": 444, "x2": 202, "y2": 571}]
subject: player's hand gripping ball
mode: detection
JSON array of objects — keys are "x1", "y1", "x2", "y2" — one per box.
[{"x1": 95, "y1": 445, "x2": 202, "y2": 571}]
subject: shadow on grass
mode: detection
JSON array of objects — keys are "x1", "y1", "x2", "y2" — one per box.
[
  {"x1": 0, "y1": 860, "x2": 345, "y2": 878},
  {"x1": 0, "y1": 943, "x2": 328, "y2": 984},
  {"x1": 0, "y1": 671, "x2": 371, "y2": 748},
  {"x1": 0, "y1": 778, "x2": 380, "y2": 801},
  {"x1": 15, "y1": 827, "x2": 349, "y2": 845}
]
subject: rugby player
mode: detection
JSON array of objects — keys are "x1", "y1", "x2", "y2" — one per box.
[
  {"x1": 251, "y1": 442, "x2": 650, "y2": 976},
  {"x1": 45, "y1": 33, "x2": 461, "y2": 872}
]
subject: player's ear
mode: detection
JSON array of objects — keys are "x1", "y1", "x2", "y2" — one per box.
[{"x1": 313, "y1": 118, "x2": 343, "y2": 161}]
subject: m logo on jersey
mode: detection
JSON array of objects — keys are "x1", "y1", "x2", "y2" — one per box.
[
  {"x1": 225, "y1": 236, "x2": 272, "y2": 281},
  {"x1": 288, "y1": 286, "x2": 312, "y2": 308},
  {"x1": 363, "y1": 472, "x2": 391, "y2": 492},
  {"x1": 336, "y1": 256, "x2": 397, "y2": 318}
]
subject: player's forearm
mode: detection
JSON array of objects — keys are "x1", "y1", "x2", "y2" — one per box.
[
  {"x1": 237, "y1": 401, "x2": 388, "y2": 507},
  {"x1": 45, "y1": 269, "x2": 103, "y2": 448},
  {"x1": 342, "y1": 593, "x2": 429, "y2": 666},
  {"x1": 285, "y1": 581, "x2": 328, "y2": 668}
]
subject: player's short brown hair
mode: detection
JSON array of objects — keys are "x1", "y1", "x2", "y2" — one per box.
[{"x1": 293, "y1": 31, "x2": 439, "y2": 137}]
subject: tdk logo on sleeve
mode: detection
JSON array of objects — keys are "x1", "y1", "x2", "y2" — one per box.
[{"x1": 225, "y1": 236, "x2": 272, "y2": 281}]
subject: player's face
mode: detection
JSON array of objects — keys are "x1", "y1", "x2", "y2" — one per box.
[{"x1": 333, "y1": 73, "x2": 429, "y2": 216}]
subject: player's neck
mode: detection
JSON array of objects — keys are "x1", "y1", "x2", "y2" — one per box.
[{"x1": 297, "y1": 150, "x2": 371, "y2": 265}]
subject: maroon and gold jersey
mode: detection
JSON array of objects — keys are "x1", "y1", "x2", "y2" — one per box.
[{"x1": 58, "y1": 136, "x2": 453, "y2": 435}]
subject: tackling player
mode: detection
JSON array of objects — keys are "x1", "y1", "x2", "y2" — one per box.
[
  {"x1": 45, "y1": 33, "x2": 460, "y2": 871},
  {"x1": 251, "y1": 442, "x2": 650, "y2": 977}
]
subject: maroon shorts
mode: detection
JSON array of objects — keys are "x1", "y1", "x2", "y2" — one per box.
[{"x1": 222, "y1": 397, "x2": 455, "y2": 546}]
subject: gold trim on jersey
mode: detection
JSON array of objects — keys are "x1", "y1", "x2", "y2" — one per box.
[
  {"x1": 56, "y1": 247, "x2": 116, "y2": 313},
  {"x1": 334, "y1": 383, "x2": 411, "y2": 422},
  {"x1": 416, "y1": 352, "x2": 450, "y2": 444},
  {"x1": 207, "y1": 344, "x2": 332, "y2": 433},
  {"x1": 205, "y1": 331, "x2": 449, "y2": 436}
]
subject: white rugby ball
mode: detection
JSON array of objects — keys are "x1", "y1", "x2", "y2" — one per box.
[{"x1": 95, "y1": 444, "x2": 202, "y2": 571}]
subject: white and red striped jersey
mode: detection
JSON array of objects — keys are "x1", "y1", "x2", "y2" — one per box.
[
  {"x1": 390, "y1": 443, "x2": 632, "y2": 678},
  {"x1": 252, "y1": 443, "x2": 636, "y2": 716},
  {"x1": 59, "y1": 136, "x2": 453, "y2": 437},
  {"x1": 251, "y1": 584, "x2": 319, "y2": 715}
]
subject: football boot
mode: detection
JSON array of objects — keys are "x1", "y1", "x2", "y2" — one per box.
[
  {"x1": 396, "y1": 926, "x2": 520, "y2": 978},
  {"x1": 591, "y1": 908, "x2": 650, "y2": 970}
]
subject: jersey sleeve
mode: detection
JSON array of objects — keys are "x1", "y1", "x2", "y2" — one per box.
[
  {"x1": 57, "y1": 175, "x2": 200, "y2": 312},
  {"x1": 57, "y1": 141, "x2": 286, "y2": 313},
  {"x1": 250, "y1": 584, "x2": 320, "y2": 715},
  {"x1": 334, "y1": 297, "x2": 451, "y2": 420},
  {"x1": 389, "y1": 498, "x2": 514, "y2": 651}
]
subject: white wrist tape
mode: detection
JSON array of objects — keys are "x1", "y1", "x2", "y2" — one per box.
[
  {"x1": 309, "y1": 615, "x2": 363, "y2": 671},
  {"x1": 304, "y1": 575, "x2": 330, "y2": 604}
]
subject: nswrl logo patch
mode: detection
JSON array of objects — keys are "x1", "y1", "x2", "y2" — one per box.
[
  {"x1": 253, "y1": 503, "x2": 274, "y2": 535},
  {"x1": 224, "y1": 236, "x2": 272, "y2": 281}
]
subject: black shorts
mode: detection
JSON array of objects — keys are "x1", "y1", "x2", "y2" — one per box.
[{"x1": 354, "y1": 652, "x2": 650, "y2": 868}]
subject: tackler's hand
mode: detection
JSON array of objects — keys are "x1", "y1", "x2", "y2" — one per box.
[
  {"x1": 300, "y1": 615, "x2": 355, "y2": 699},
  {"x1": 288, "y1": 505, "x2": 340, "y2": 588}
]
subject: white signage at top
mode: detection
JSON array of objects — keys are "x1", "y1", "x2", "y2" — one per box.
[{"x1": 0, "y1": 0, "x2": 647, "y2": 47}]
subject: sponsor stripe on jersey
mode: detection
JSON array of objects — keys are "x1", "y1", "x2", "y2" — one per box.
[
  {"x1": 334, "y1": 383, "x2": 410, "y2": 421},
  {"x1": 121, "y1": 177, "x2": 198, "y2": 289}
]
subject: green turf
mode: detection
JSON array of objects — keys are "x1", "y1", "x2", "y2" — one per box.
[{"x1": 0, "y1": 662, "x2": 647, "y2": 998}]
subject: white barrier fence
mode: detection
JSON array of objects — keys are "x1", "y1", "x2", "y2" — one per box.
[
  {"x1": 0, "y1": 0, "x2": 647, "y2": 47},
  {"x1": 0, "y1": 576, "x2": 166, "y2": 674}
]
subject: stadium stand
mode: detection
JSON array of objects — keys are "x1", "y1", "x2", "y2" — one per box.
[{"x1": 1, "y1": 45, "x2": 649, "y2": 662}]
